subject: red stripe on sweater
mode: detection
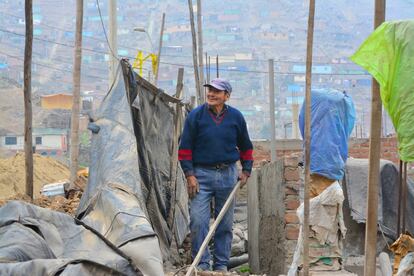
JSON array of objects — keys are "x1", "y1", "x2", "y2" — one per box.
[
  {"x1": 178, "y1": 149, "x2": 193, "y2": 160},
  {"x1": 240, "y1": 149, "x2": 253, "y2": 160}
]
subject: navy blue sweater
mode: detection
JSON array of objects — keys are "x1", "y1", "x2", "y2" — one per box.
[{"x1": 179, "y1": 103, "x2": 253, "y2": 176}]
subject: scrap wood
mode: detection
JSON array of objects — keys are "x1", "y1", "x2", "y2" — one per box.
[{"x1": 390, "y1": 233, "x2": 414, "y2": 274}]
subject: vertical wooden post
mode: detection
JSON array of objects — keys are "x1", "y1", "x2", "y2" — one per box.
[
  {"x1": 187, "y1": 0, "x2": 202, "y2": 105},
  {"x1": 268, "y1": 59, "x2": 276, "y2": 162},
  {"x1": 205, "y1": 52, "x2": 208, "y2": 83},
  {"x1": 24, "y1": 0, "x2": 34, "y2": 199},
  {"x1": 196, "y1": 0, "x2": 204, "y2": 102},
  {"x1": 108, "y1": 0, "x2": 117, "y2": 87},
  {"x1": 69, "y1": 0, "x2": 84, "y2": 188},
  {"x1": 363, "y1": 1, "x2": 385, "y2": 275},
  {"x1": 303, "y1": 0, "x2": 316, "y2": 274},
  {"x1": 154, "y1": 13, "x2": 165, "y2": 86},
  {"x1": 292, "y1": 103, "x2": 300, "y2": 139},
  {"x1": 207, "y1": 54, "x2": 211, "y2": 84},
  {"x1": 168, "y1": 68, "x2": 184, "y2": 228},
  {"x1": 216, "y1": 54, "x2": 219, "y2": 78}
]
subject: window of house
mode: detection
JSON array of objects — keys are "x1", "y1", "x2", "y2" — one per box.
[
  {"x1": 35, "y1": 136, "x2": 42, "y2": 145},
  {"x1": 5, "y1": 136, "x2": 17, "y2": 145}
]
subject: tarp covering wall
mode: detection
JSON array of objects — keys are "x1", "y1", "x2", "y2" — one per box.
[
  {"x1": 344, "y1": 158, "x2": 414, "y2": 239},
  {"x1": 76, "y1": 59, "x2": 189, "y2": 258}
]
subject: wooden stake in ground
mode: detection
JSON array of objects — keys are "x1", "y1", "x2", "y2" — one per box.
[
  {"x1": 154, "y1": 13, "x2": 165, "y2": 86},
  {"x1": 268, "y1": 59, "x2": 276, "y2": 162},
  {"x1": 196, "y1": 0, "x2": 204, "y2": 102},
  {"x1": 363, "y1": 1, "x2": 385, "y2": 275},
  {"x1": 24, "y1": 0, "x2": 34, "y2": 199},
  {"x1": 187, "y1": 0, "x2": 202, "y2": 105},
  {"x1": 216, "y1": 54, "x2": 219, "y2": 78},
  {"x1": 167, "y1": 68, "x2": 184, "y2": 228},
  {"x1": 108, "y1": 0, "x2": 117, "y2": 87},
  {"x1": 69, "y1": 0, "x2": 84, "y2": 188},
  {"x1": 303, "y1": 0, "x2": 316, "y2": 274}
]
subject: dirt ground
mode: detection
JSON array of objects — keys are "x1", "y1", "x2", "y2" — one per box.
[{"x1": 0, "y1": 152, "x2": 71, "y2": 199}]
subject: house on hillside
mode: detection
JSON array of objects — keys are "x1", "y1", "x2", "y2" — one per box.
[
  {"x1": 0, "y1": 128, "x2": 68, "y2": 156},
  {"x1": 41, "y1": 93, "x2": 73, "y2": 110}
]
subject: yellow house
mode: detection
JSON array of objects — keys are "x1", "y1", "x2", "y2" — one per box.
[{"x1": 41, "y1": 93, "x2": 73, "y2": 110}]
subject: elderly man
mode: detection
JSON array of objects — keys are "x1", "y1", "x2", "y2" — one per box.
[{"x1": 178, "y1": 78, "x2": 253, "y2": 272}]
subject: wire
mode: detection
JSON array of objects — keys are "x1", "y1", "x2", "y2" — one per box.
[
  {"x1": 0, "y1": 28, "x2": 110, "y2": 55},
  {"x1": 0, "y1": 40, "x2": 110, "y2": 74},
  {"x1": 1, "y1": 11, "x2": 362, "y2": 64},
  {"x1": 0, "y1": 29, "x2": 370, "y2": 77},
  {"x1": 0, "y1": 50, "x2": 106, "y2": 80},
  {"x1": 95, "y1": 0, "x2": 119, "y2": 60}
]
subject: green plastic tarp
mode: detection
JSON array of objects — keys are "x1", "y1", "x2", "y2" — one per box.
[{"x1": 351, "y1": 20, "x2": 414, "y2": 162}]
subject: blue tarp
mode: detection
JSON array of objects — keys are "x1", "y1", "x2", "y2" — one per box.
[{"x1": 299, "y1": 89, "x2": 356, "y2": 180}]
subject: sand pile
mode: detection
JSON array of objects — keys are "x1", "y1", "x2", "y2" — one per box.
[{"x1": 0, "y1": 152, "x2": 70, "y2": 199}]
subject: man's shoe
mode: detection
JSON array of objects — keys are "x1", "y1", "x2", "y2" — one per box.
[{"x1": 197, "y1": 264, "x2": 211, "y2": 272}]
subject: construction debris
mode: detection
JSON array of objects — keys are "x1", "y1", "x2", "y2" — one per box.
[{"x1": 0, "y1": 191, "x2": 82, "y2": 216}]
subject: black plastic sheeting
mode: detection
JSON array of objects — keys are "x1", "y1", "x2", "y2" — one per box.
[
  {"x1": 0, "y1": 59, "x2": 189, "y2": 275},
  {"x1": 76, "y1": 59, "x2": 189, "y2": 258},
  {"x1": 0, "y1": 201, "x2": 139, "y2": 275},
  {"x1": 344, "y1": 158, "x2": 414, "y2": 239}
]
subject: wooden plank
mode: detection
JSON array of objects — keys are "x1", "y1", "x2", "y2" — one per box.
[
  {"x1": 363, "y1": 0, "x2": 385, "y2": 275},
  {"x1": 24, "y1": 0, "x2": 34, "y2": 199},
  {"x1": 303, "y1": 0, "x2": 316, "y2": 274}
]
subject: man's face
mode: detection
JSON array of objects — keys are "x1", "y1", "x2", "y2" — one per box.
[{"x1": 206, "y1": 87, "x2": 230, "y2": 107}]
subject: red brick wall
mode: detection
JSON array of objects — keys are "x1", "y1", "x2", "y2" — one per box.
[
  {"x1": 283, "y1": 155, "x2": 301, "y2": 267},
  {"x1": 348, "y1": 137, "x2": 399, "y2": 164},
  {"x1": 253, "y1": 137, "x2": 399, "y2": 165}
]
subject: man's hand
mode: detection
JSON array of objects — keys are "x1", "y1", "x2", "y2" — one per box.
[
  {"x1": 186, "y1": 175, "x2": 199, "y2": 199},
  {"x1": 238, "y1": 171, "x2": 250, "y2": 188}
]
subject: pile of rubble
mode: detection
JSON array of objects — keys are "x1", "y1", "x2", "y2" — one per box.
[{"x1": 0, "y1": 190, "x2": 82, "y2": 216}]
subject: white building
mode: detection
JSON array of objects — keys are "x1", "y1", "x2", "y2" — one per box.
[{"x1": 0, "y1": 128, "x2": 68, "y2": 156}]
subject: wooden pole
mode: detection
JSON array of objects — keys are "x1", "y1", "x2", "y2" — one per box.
[
  {"x1": 363, "y1": 1, "x2": 385, "y2": 275},
  {"x1": 207, "y1": 54, "x2": 211, "y2": 83},
  {"x1": 69, "y1": 0, "x2": 84, "y2": 188},
  {"x1": 303, "y1": 0, "x2": 316, "y2": 274},
  {"x1": 24, "y1": 0, "x2": 34, "y2": 199},
  {"x1": 196, "y1": 0, "x2": 204, "y2": 103},
  {"x1": 268, "y1": 59, "x2": 276, "y2": 162},
  {"x1": 292, "y1": 104, "x2": 300, "y2": 139},
  {"x1": 216, "y1": 54, "x2": 219, "y2": 78},
  {"x1": 168, "y1": 68, "x2": 184, "y2": 228},
  {"x1": 108, "y1": 0, "x2": 118, "y2": 87},
  {"x1": 154, "y1": 13, "x2": 165, "y2": 86},
  {"x1": 187, "y1": 0, "x2": 202, "y2": 105}
]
